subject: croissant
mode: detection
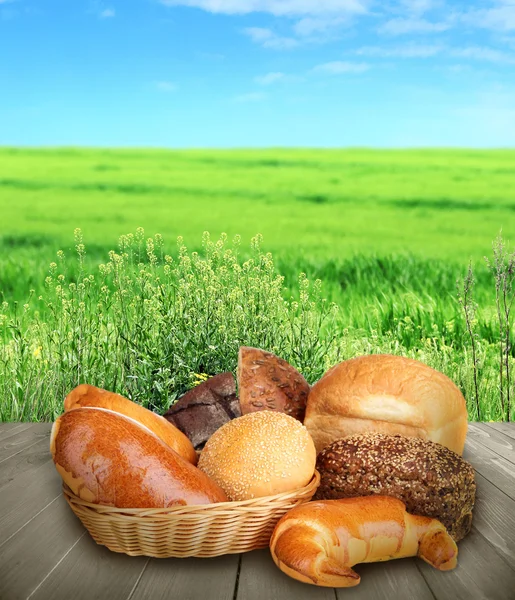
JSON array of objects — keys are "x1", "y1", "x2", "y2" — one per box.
[{"x1": 269, "y1": 495, "x2": 458, "y2": 587}]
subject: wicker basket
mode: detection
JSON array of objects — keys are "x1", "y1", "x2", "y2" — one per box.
[{"x1": 63, "y1": 470, "x2": 320, "y2": 558}]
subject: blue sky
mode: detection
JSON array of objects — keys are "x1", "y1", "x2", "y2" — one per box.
[{"x1": 1, "y1": 0, "x2": 515, "y2": 147}]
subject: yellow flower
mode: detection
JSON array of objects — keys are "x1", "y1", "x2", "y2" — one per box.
[{"x1": 33, "y1": 346, "x2": 42, "y2": 359}]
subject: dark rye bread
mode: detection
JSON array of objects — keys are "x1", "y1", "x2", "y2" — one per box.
[
  {"x1": 315, "y1": 433, "x2": 476, "y2": 542},
  {"x1": 164, "y1": 373, "x2": 240, "y2": 450}
]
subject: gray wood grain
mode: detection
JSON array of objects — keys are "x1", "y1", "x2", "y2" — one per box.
[
  {"x1": 0, "y1": 422, "x2": 50, "y2": 462},
  {"x1": 131, "y1": 554, "x2": 239, "y2": 600},
  {"x1": 237, "y1": 549, "x2": 335, "y2": 600},
  {"x1": 464, "y1": 436, "x2": 515, "y2": 501},
  {"x1": 0, "y1": 422, "x2": 33, "y2": 442},
  {"x1": 0, "y1": 496, "x2": 85, "y2": 600},
  {"x1": 471, "y1": 472, "x2": 515, "y2": 565},
  {"x1": 336, "y1": 558, "x2": 435, "y2": 600},
  {"x1": 485, "y1": 422, "x2": 515, "y2": 441},
  {"x1": 28, "y1": 531, "x2": 149, "y2": 600},
  {"x1": 0, "y1": 453, "x2": 61, "y2": 541},
  {"x1": 0, "y1": 436, "x2": 53, "y2": 490},
  {"x1": 467, "y1": 424, "x2": 515, "y2": 466},
  {"x1": 417, "y1": 526, "x2": 515, "y2": 600}
]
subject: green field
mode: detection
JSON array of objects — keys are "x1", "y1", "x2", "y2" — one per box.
[{"x1": 1, "y1": 148, "x2": 515, "y2": 422}]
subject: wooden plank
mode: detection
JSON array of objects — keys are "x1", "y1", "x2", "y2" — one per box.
[
  {"x1": 0, "y1": 423, "x2": 33, "y2": 442},
  {"x1": 131, "y1": 554, "x2": 239, "y2": 600},
  {"x1": 0, "y1": 496, "x2": 85, "y2": 600},
  {"x1": 471, "y1": 472, "x2": 515, "y2": 565},
  {"x1": 0, "y1": 423, "x2": 25, "y2": 433},
  {"x1": 417, "y1": 526, "x2": 515, "y2": 600},
  {"x1": 486, "y1": 423, "x2": 515, "y2": 441},
  {"x1": 0, "y1": 455, "x2": 61, "y2": 541},
  {"x1": 467, "y1": 424, "x2": 515, "y2": 466},
  {"x1": 0, "y1": 437, "x2": 53, "y2": 490},
  {"x1": 464, "y1": 437, "x2": 515, "y2": 501},
  {"x1": 28, "y1": 532, "x2": 150, "y2": 600},
  {"x1": 237, "y1": 549, "x2": 334, "y2": 600},
  {"x1": 0, "y1": 423, "x2": 50, "y2": 463},
  {"x1": 335, "y1": 558, "x2": 435, "y2": 600}
]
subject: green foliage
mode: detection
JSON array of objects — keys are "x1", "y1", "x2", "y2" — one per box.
[
  {"x1": 1, "y1": 148, "x2": 515, "y2": 422},
  {"x1": 0, "y1": 231, "x2": 339, "y2": 420}
]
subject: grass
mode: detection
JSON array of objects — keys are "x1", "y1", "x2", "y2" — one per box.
[{"x1": 1, "y1": 148, "x2": 514, "y2": 422}]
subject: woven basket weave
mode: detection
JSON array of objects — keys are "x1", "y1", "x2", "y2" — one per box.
[{"x1": 63, "y1": 470, "x2": 320, "y2": 558}]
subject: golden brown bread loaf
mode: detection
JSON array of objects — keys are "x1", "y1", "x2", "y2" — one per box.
[
  {"x1": 237, "y1": 347, "x2": 310, "y2": 422},
  {"x1": 51, "y1": 407, "x2": 228, "y2": 507},
  {"x1": 315, "y1": 434, "x2": 476, "y2": 541},
  {"x1": 198, "y1": 411, "x2": 316, "y2": 500},
  {"x1": 270, "y1": 495, "x2": 458, "y2": 588},
  {"x1": 64, "y1": 384, "x2": 197, "y2": 464},
  {"x1": 304, "y1": 354, "x2": 468, "y2": 455}
]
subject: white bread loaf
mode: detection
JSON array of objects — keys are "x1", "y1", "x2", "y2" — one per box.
[{"x1": 304, "y1": 354, "x2": 468, "y2": 455}]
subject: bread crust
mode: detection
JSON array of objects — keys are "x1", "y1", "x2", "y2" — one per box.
[
  {"x1": 198, "y1": 411, "x2": 316, "y2": 500},
  {"x1": 304, "y1": 355, "x2": 468, "y2": 454},
  {"x1": 315, "y1": 433, "x2": 475, "y2": 541},
  {"x1": 64, "y1": 384, "x2": 197, "y2": 464},
  {"x1": 237, "y1": 347, "x2": 310, "y2": 422},
  {"x1": 51, "y1": 407, "x2": 228, "y2": 507},
  {"x1": 270, "y1": 495, "x2": 458, "y2": 588},
  {"x1": 164, "y1": 373, "x2": 240, "y2": 450}
]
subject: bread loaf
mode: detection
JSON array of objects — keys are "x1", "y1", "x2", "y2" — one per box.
[
  {"x1": 237, "y1": 347, "x2": 310, "y2": 422},
  {"x1": 304, "y1": 354, "x2": 468, "y2": 454},
  {"x1": 65, "y1": 384, "x2": 197, "y2": 464},
  {"x1": 315, "y1": 433, "x2": 475, "y2": 541},
  {"x1": 51, "y1": 407, "x2": 228, "y2": 507},
  {"x1": 270, "y1": 495, "x2": 458, "y2": 588},
  {"x1": 164, "y1": 373, "x2": 240, "y2": 450},
  {"x1": 198, "y1": 411, "x2": 316, "y2": 500}
]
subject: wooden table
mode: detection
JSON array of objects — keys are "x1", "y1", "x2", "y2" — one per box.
[{"x1": 1, "y1": 423, "x2": 515, "y2": 600}]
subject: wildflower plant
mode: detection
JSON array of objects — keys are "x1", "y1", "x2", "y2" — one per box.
[{"x1": 0, "y1": 230, "x2": 339, "y2": 420}]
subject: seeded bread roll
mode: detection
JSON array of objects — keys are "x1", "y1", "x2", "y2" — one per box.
[
  {"x1": 304, "y1": 354, "x2": 468, "y2": 455},
  {"x1": 315, "y1": 433, "x2": 476, "y2": 541},
  {"x1": 198, "y1": 411, "x2": 316, "y2": 501}
]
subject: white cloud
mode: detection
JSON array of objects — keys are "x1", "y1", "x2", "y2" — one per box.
[
  {"x1": 354, "y1": 42, "x2": 515, "y2": 63},
  {"x1": 398, "y1": 0, "x2": 438, "y2": 15},
  {"x1": 293, "y1": 15, "x2": 349, "y2": 36},
  {"x1": 234, "y1": 91, "x2": 267, "y2": 102},
  {"x1": 462, "y1": 3, "x2": 515, "y2": 32},
  {"x1": 449, "y1": 46, "x2": 515, "y2": 63},
  {"x1": 254, "y1": 72, "x2": 285, "y2": 85},
  {"x1": 379, "y1": 17, "x2": 450, "y2": 35},
  {"x1": 243, "y1": 27, "x2": 298, "y2": 49},
  {"x1": 355, "y1": 43, "x2": 444, "y2": 58},
  {"x1": 155, "y1": 81, "x2": 177, "y2": 91},
  {"x1": 312, "y1": 60, "x2": 370, "y2": 73},
  {"x1": 99, "y1": 8, "x2": 115, "y2": 18},
  {"x1": 159, "y1": 0, "x2": 368, "y2": 16}
]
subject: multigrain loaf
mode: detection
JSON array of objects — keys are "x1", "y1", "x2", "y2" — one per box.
[
  {"x1": 304, "y1": 354, "x2": 468, "y2": 455},
  {"x1": 51, "y1": 407, "x2": 228, "y2": 507},
  {"x1": 198, "y1": 411, "x2": 316, "y2": 501},
  {"x1": 315, "y1": 433, "x2": 475, "y2": 541}
]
